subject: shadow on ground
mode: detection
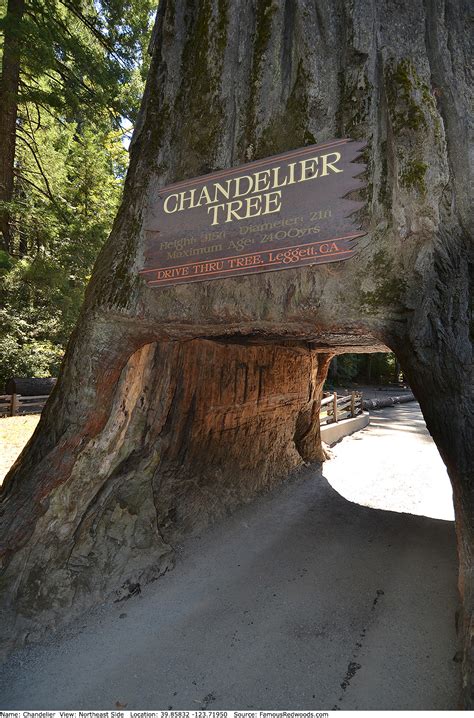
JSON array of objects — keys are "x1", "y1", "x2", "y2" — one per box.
[{"x1": 0, "y1": 463, "x2": 460, "y2": 710}]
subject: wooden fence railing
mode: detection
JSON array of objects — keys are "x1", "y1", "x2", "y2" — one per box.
[
  {"x1": 0, "y1": 394, "x2": 49, "y2": 417},
  {"x1": 1, "y1": 389, "x2": 364, "y2": 420},
  {"x1": 320, "y1": 391, "x2": 363, "y2": 425}
]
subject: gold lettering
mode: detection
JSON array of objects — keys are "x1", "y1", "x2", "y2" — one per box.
[
  {"x1": 320, "y1": 152, "x2": 343, "y2": 176},
  {"x1": 234, "y1": 174, "x2": 254, "y2": 198},
  {"x1": 208, "y1": 203, "x2": 225, "y2": 226},
  {"x1": 243, "y1": 195, "x2": 262, "y2": 219},
  {"x1": 253, "y1": 170, "x2": 271, "y2": 193},
  {"x1": 178, "y1": 188, "x2": 197, "y2": 211},
  {"x1": 271, "y1": 165, "x2": 288, "y2": 189},
  {"x1": 263, "y1": 190, "x2": 282, "y2": 215},
  {"x1": 212, "y1": 180, "x2": 232, "y2": 203},
  {"x1": 196, "y1": 185, "x2": 212, "y2": 206},
  {"x1": 163, "y1": 194, "x2": 179, "y2": 213},
  {"x1": 163, "y1": 150, "x2": 344, "y2": 225},
  {"x1": 287, "y1": 162, "x2": 297, "y2": 185},
  {"x1": 299, "y1": 156, "x2": 319, "y2": 181},
  {"x1": 225, "y1": 199, "x2": 245, "y2": 222}
]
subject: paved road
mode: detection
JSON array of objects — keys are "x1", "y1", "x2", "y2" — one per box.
[{"x1": 0, "y1": 404, "x2": 460, "y2": 709}]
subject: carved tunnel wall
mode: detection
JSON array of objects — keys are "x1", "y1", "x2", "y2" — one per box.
[
  {"x1": 72, "y1": 337, "x2": 328, "y2": 558},
  {"x1": 151, "y1": 339, "x2": 325, "y2": 540}
]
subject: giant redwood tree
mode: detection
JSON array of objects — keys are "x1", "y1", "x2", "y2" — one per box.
[{"x1": 0, "y1": 0, "x2": 472, "y2": 706}]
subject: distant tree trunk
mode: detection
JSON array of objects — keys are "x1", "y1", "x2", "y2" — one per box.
[
  {"x1": 394, "y1": 357, "x2": 401, "y2": 384},
  {"x1": 0, "y1": 0, "x2": 24, "y2": 253},
  {"x1": 366, "y1": 356, "x2": 373, "y2": 383},
  {"x1": 0, "y1": 0, "x2": 472, "y2": 706}
]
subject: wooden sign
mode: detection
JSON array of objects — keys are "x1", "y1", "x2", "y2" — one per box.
[{"x1": 140, "y1": 138, "x2": 366, "y2": 288}]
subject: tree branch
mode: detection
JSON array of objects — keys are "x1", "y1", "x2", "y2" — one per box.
[
  {"x1": 15, "y1": 131, "x2": 68, "y2": 220},
  {"x1": 57, "y1": 0, "x2": 128, "y2": 68}
]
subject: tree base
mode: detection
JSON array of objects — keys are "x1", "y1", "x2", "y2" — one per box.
[{"x1": 0, "y1": 337, "x2": 332, "y2": 656}]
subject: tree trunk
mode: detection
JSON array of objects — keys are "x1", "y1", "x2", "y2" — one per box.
[
  {"x1": 0, "y1": 0, "x2": 24, "y2": 253},
  {"x1": 294, "y1": 352, "x2": 334, "y2": 463},
  {"x1": 366, "y1": 355, "x2": 373, "y2": 383},
  {"x1": 394, "y1": 357, "x2": 401, "y2": 384},
  {"x1": 0, "y1": 0, "x2": 472, "y2": 705}
]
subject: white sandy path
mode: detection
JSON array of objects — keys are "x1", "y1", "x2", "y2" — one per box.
[{"x1": 324, "y1": 403, "x2": 455, "y2": 521}]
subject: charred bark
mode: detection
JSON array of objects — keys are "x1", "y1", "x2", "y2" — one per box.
[{"x1": 0, "y1": 0, "x2": 472, "y2": 705}]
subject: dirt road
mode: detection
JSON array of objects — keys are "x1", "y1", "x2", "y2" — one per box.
[{"x1": 0, "y1": 404, "x2": 460, "y2": 709}]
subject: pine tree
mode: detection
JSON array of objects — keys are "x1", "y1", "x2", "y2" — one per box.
[
  {"x1": 0, "y1": 0, "x2": 154, "y2": 254},
  {"x1": 0, "y1": 0, "x2": 154, "y2": 384}
]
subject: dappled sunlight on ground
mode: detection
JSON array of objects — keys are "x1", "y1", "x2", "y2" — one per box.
[{"x1": 324, "y1": 403, "x2": 455, "y2": 521}]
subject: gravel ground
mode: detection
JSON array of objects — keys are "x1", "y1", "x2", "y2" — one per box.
[{"x1": 0, "y1": 403, "x2": 459, "y2": 710}]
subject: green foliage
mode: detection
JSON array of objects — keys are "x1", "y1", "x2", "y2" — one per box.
[
  {"x1": 0, "y1": 334, "x2": 64, "y2": 390},
  {"x1": 1, "y1": 0, "x2": 155, "y2": 123},
  {"x1": 0, "y1": 0, "x2": 155, "y2": 386},
  {"x1": 0, "y1": 120, "x2": 128, "y2": 385},
  {"x1": 328, "y1": 353, "x2": 399, "y2": 387}
]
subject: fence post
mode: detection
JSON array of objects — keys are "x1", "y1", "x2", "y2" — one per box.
[
  {"x1": 333, "y1": 392, "x2": 338, "y2": 423},
  {"x1": 351, "y1": 391, "x2": 356, "y2": 417},
  {"x1": 10, "y1": 393, "x2": 20, "y2": 417}
]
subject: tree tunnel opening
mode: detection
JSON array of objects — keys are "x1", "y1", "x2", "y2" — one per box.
[
  {"x1": 111, "y1": 334, "x2": 333, "y2": 545},
  {"x1": 97, "y1": 334, "x2": 456, "y2": 549},
  {"x1": 322, "y1": 352, "x2": 456, "y2": 523}
]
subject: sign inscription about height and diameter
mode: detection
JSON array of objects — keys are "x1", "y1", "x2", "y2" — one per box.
[{"x1": 139, "y1": 138, "x2": 366, "y2": 287}]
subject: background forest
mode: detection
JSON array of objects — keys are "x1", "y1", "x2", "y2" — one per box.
[{"x1": 0, "y1": 0, "x2": 155, "y2": 387}]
